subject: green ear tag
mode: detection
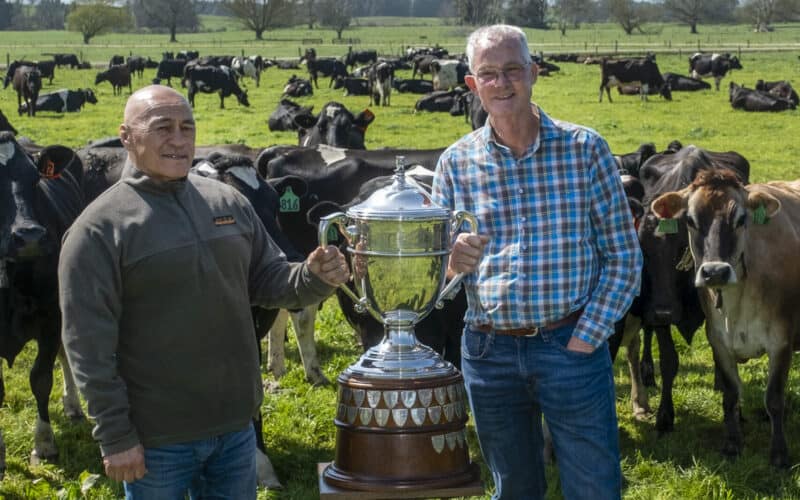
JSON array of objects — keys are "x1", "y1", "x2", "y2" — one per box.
[
  {"x1": 279, "y1": 187, "x2": 300, "y2": 213},
  {"x1": 657, "y1": 218, "x2": 678, "y2": 234},
  {"x1": 752, "y1": 204, "x2": 768, "y2": 225}
]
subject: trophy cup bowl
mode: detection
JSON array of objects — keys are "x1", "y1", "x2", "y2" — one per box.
[{"x1": 318, "y1": 158, "x2": 481, "y2": 492}]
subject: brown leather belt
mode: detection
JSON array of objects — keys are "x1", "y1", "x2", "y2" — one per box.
[{"x1": 473, "y1": 308, "x2": 583, "y2": 337}]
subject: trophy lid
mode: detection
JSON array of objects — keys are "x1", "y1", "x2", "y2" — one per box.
[{"x1": 348, "y1": 156, "x2": 449, "y2": 220}]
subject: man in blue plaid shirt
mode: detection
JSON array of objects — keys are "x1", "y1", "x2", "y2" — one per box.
[{"x1": 432, "y1": 25, "x2": 643, "y2": 500}]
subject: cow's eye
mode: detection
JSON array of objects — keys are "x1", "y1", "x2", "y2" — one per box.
[
  {"x1": 685, "y1": 216, "x2": 697, "y2": 229},
  {"x1": 735, "y1": 214, "x2": 747, "y2": 228}
]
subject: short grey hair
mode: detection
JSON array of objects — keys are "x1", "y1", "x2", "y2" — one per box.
[{"x1": 466, "y1": 25, "x2": 531, "y2": 73}]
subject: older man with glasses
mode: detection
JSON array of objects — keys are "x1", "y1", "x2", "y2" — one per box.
[{"x1": 432, "y1": 25, "x2": 642, "y2": 500}]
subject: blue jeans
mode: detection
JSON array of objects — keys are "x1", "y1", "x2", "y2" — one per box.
[
  {"x1": 461, "y1": 323, "x2": 621, "y2": 500},
  {"x1": 124, "y1": 424, "x2": 256, "y2": 500}
]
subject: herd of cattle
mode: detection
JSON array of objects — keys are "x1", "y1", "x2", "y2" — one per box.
[{"x1": 1, "y1": 45, "x2": 800, "y2": 486}]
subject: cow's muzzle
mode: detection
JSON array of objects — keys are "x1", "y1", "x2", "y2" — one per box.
[
  {"x1": 695, "y1": 262, "x2": 736, "y2": 288},
  {"x1": 11, "y1": 224, "x2": 47, "y2": 258}
]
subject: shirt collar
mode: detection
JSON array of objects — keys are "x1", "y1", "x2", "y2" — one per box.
[
  {"x1": 121, "y1": 160, "x2": 188, "y2": 194},
  {"x1": 480, "y1": 103, "x2": 561, "y2": 158}
]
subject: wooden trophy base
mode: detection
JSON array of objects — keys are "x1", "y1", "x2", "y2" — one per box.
[{"x1": 318, "y1": 462, "x2": 484, "y2": 499}]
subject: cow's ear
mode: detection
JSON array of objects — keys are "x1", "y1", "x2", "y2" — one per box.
[
  {"x1": 746, "y1": 190, "x2": 781, "y2": 219},
  {"x1": 355, "y1": 109, "x2": 375, "y2": 128},
  {"x1": 37, "y1": 145, "x2": 76, "y2": 180},
  {"x1": 269, "y1": 175, "x2": 309, "y2": 199},
  {"x1": 651, "y1": 191, "x2": 687, "y2": 219},
  {"x1": 294, "y1": 113, "x2": 317, "y2": 130}
]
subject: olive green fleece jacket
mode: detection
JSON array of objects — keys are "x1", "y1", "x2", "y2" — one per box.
[{"x1": 58, "y1": 162, "x2": 333, "y2": 457}]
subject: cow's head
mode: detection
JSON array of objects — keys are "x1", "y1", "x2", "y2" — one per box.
[
  {"x1": 235, "y1": 89, "x2": 250, "y2": 107},
  {"x1": 0, "y1": 133, "x2": 76, "y2": 267},
  {"x1": 651, "y1": 169, "x2": 777, "y2": 290},
  {"x1": 296, "y1": 102, "x2": 375, "y2": 150},
  {"x1": 83, "y1": 88, "x2": 98, "y2": 105},
  {"x1": 659, "y1": 82, "x2": 673, "y2": 101},
  {"x1": 194, "y1": 153, "x2": 303, "y2": 262},
  {"x1": 729, "y1": 56, "x2": 743, "y2": 70}
]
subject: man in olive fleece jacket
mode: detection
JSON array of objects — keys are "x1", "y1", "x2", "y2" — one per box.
[{"x1": 58, "y1": 85, "x2": 350, "y2": 498}]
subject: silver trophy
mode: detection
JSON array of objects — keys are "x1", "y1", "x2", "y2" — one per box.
[
  {"x1": 318, "y1": 156, "x2": 477, "y2": 378},
  {"x1": 318, "y1": 157, "x2": 481, "y2": 493}
]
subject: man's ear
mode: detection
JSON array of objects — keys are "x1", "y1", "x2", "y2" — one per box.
[
  {"x1": 530, "y1": 63, "x2": 538, "y2": 86},
  {"x1": 464, "y1": 74, "x2": 477, "y2": 93},
  {"x1": 119, "y1": 125, "x2": 131, "y2": 147}
]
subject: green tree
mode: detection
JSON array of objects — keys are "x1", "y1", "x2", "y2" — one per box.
[
  {"x1": 506, "y1": 0, "x2": 547, "y2": 28},
  {"x1": 608, "y1": 0, "x2": 644, "y2": 35},
  {"x1": 452, "y1": 0, "x2": 501, "y2": 25},
  {"x1": 66, "y1": 1, "x2": 133, "y2": 44},
  {"x1": 226, "y1": 0, "x2": 294, "y2": 40},
  {"x1": 552, "y1": 0, "x2": 592, "y2": 35},
  {"x1": 318, "y1": 0, "x2": 352, "y2": 39},
  {"x1": 136, "y1": 0, "x2": 198, "y2": 43},
  {"x1": 739, "y1": 0, "x2": 800, "y2": 31}
]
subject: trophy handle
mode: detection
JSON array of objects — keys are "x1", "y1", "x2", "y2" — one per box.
[
  {"x1": 318, "y1": 212, "x2": 375, "y2": 317},
  {"x1": 436, "y1": 210, "x2": 479, "y2": 308}
]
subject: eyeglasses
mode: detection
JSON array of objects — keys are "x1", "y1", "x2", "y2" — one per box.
[{"x1": 474, "y1": 63, "x2": 531, "y2": 84}]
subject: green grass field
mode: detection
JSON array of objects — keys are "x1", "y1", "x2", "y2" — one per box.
[{"x1": 0, "y1": 19, "x2": 800, "y2": 499}]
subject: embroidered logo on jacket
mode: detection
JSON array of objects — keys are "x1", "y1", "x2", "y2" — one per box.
[{"x1": 213, "y1": 215, "x2": 236, "y2": 226}]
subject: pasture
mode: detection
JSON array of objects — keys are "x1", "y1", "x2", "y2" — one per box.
[{"x1": 0, "y1": 20, "x2": 800, "y2": 499}]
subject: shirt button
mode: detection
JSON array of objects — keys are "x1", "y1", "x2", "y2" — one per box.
[
  {"x1": 521, "y1": 217, "x2": 526, "y2": 222},
  {"x1": 518, "y1": 188, "x2": 524, "y2": 194},
  {"x1": 522, "y1": 244, "x2": 528, "y2": 250}
]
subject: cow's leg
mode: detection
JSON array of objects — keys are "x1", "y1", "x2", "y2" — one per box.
[
  {"x1": 624, "y1": 320, "x2": 651, "y2": 420},
  {"x1": 712, "y1": 345, "x2": 743, "y2": 458},
  {"x1": 654, "y1": 325, "x2": 678, "y2": 434},
  {"x1": 290, "y1": 305, "x2": 329, "y2": 387},
  {"x1": 715, "y1": 76, "x2": 721, "y2": 91},
  {"x1": 640, "y1": 327, "x2": 656, "y2": 387},
  {"x1": 219, "y1": 92, "x2": 225, "y2": 109},
  {"x1": 765, "y1": 346, "x2": 792, "y2": 468},
  {"x1": 267, "y1": 309, "x2": 289, "y2": 384},
  {"x1": 58, "y1": 346, "x2": 84, "y2": 420},
  {"x1": 641, "y1": 84, "x2": 649, "y2": 101},
  {"x1": 30, "y1": 333, "x2": 60, "y2": 462}
]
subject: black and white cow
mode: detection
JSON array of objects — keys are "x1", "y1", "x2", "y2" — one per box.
[
  {"x1": 463, "y1": 91, "x2": 487, "y2": 130},
  {"x1": 0, "y1": 110, "x2": 17, "y2": 135},
  {"x1": 332, "y1": 76, "x2": 370, "y2": 96},
  {"x1": 282, "y1": 75, "x2": 313, "y2": 98},
  {"x1": 44, "y1": 53, "x2": 80, "y2": 69},
  {"x1": 156, "y1": 59, "x2": 188, "y2": 87},
  {"x1": 3, "y1": 61, "x2": 37, "y2": 90},
  {"x1": 614, "y1": 142, "x2": 657, "y2": 177},
  {"x1": 13, "y1": 66, "x2": 42, "y2": 117},
  {"x1": 185, "y1": 65, "x2": 249, "y2": 109},
  {"x1": 599, "y1": 58, "x2": 672, "y2": 102},
  {"x1": 430, "y1": 59, "x2": 468, "y2": 91},
  {"x1": 729, "y1": 82, "x2": 796, "y2": 112},
  {"x1": 126, "y1": 56, "x2": 148, "y2": 78},
  {"x1": 415, "y1": 88, "x2": 469, "y2": 113},
  {"x1": 411, "y1": 54, "x2": 437, "y2": 79},
  {"x1": 197, "y1": 55, "x2": 235, "y2": 68},
  {"x1": 343, "y1": 48, "x2": 377, "y2": 70},
  {"x1": 295, "y1": 101, "x2": 375, "y2": 149},
  {"x1": 0, "y1": 132, "x2": 86, "y2": 475},
  {"x1": 109, "y1": 55, "x2": 124, "y2": 67},
  {"x1": 755, "y1": 79, "x2": 799, "y2": 106},
  {"x1": 300, "y1": 49, "x2": 347, "y2": 89},
  {"x1": 232, "y1": 56, "x2": 261, "y2": 87},
  {"x1": 368, "y1": 61, "x2": 394, "y2": 107},
  {"x1": 95, "y1": 65, "x2": 132, "y2": 96},
  {"x1": 689, "y1": 52, "x2": 743, "y2": 91},
  {"x1": 18, "y1": 89, "x2": 97, "y2": 115},
  {"x1": 662, "y1": 72, "x2": 712, "y2": 92},
  {"x1": 391, "y1": 78, "x2": 433, "y2": 94},
  {"x1": 268, "y1": 99, "x2": 315, "y2": 132}
]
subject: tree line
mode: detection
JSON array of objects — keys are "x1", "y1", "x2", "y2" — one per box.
[{"x1": 0, "y1": 0, "x2": 798, "y2": 44}]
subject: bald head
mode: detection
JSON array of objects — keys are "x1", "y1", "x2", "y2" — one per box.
[
  {"x1": 124, "y1": 85, "x2": 191, "y2": 127},
  {"x1": 119, "y1": 84, "x2": 196, "y2": 181}
]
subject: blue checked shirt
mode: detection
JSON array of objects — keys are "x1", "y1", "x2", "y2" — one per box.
[{"x1": 432, "y1": 106, "x2": 642, "y2": 348}]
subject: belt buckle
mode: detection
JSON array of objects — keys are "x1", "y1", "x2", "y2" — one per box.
[{"x1": 522, "y1": 327, "x2": 540, "y2": 337}]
